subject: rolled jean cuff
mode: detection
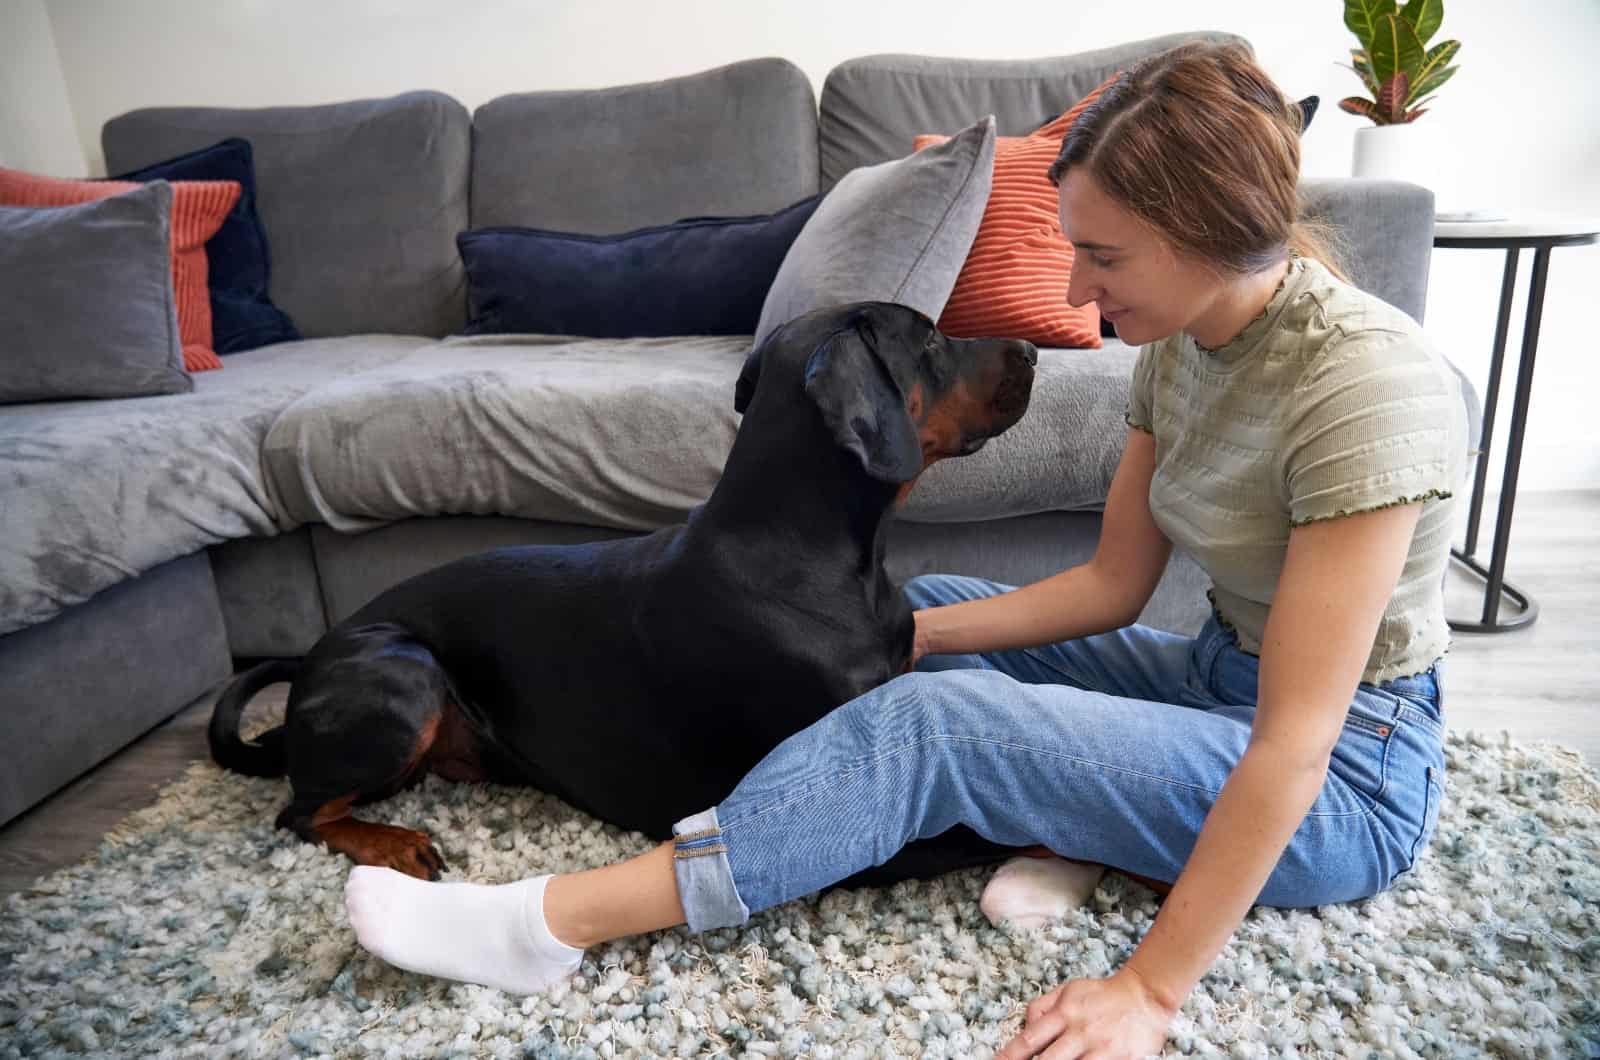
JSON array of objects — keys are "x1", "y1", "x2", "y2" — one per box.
[{"x1": 670, "y1": 807, "x2": 750, "y2": 932}]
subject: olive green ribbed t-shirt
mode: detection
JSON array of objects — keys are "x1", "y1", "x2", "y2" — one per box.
[{"x1": 1126, "y1": 256, "x2": 1468, "y2": 684}]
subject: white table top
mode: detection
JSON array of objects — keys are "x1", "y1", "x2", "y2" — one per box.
[{"x1": 1434, "y1": 214, "x2": 1600, "y2": 241}]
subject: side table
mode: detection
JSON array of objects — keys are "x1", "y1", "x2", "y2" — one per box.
[{"x1": 1433, "y1": 217, "x2": 1600, "y2": 633}]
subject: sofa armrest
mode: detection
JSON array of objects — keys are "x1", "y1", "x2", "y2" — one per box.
[
  {"x1": 1298, "y1": 177, "x2": 1435, "y2": 324},
  {"x1": 1295, "y1": 177, "x2": 1482, "y2": 452}
]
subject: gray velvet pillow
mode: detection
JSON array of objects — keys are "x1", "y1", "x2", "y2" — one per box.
[
  {"x1": 753, "y1": 115, "x2": 996, "y2": 348},
  {"x1": 0, "y1": 181, "x2": 189, "y2": 404}
]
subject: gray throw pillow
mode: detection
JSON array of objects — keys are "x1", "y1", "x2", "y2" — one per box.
[
  {"x1": 753, "y1": 115, "x2": 996, "y2": 348},
  {"x1": 0, "y1": 181, "x2": 190, "y2": 404}
]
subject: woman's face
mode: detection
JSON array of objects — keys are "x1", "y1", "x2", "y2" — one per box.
[{"x1": 1056, "y1": 167, "x2": 1220, "y2": 347}]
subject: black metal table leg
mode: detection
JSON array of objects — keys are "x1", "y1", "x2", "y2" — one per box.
[
  {"x1": 1448, "y1": 245, "x2": 1551, "y2": 633},
  {"x1": 1458, "y1": 248, "x2": 1517, "y2": 558}
]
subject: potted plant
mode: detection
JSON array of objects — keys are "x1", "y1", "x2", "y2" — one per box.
[{"x1": 1339, "y1": 0, "x2": 1462, "y2": 181}]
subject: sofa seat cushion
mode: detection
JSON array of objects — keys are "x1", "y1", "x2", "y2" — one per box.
[
  {"x1": 263, "y1": 335, "x2": 754, "y2": 533},
  {"x1": 261, "y1": 334, "x2": 1139, "y2": 536},
  {"x1": 0, "y1": 335, "x2": 431, "y2": 636}
]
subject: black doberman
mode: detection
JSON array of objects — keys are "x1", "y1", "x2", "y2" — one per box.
[{"x1": 210, "y1": 302, "x2": 1037, "y2": 881}]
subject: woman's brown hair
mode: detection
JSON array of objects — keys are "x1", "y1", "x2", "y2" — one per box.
[{"x1": 1048, "y1": 40, "x2": 1348, "y2": 281}]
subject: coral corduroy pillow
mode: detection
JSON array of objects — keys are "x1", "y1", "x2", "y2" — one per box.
[
  {"x1": 0, "y1": 167, "x2": 240, "y2": 372},
  {"x1": 913, "y1": 77, "x2": 1117, "y2": 349}
]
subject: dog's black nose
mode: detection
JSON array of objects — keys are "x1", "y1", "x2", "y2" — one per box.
[{"x1": 1011, "y1": 340, "x2": 1038, "y2": 367}]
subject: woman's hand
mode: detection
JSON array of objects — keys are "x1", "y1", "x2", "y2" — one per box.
[
  {"x1": 996, "y1": 968, "x2": 1177, "y2": 1059},
  {"x1": 905, "y1": 609, "x2": 934, "y2": 672}
]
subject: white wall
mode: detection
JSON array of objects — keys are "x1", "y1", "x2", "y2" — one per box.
[
  {"x1": 10, "y1": 0, "x2": 1600, "y2": 489},
  {"x1": 0, "y1": 0, "x2": 84, "y2": 174}
]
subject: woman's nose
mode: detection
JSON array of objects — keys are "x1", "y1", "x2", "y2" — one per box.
[{"x1": 1065, "y1": 266, "x2": 1098, "y2": 309}]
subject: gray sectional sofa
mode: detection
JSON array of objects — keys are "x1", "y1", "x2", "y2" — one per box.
[{"x1": 0, "y1": 31, "x2": 1476, "y2": 827}]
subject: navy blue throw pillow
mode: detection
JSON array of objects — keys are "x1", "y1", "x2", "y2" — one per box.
[
  {"x1": 457, "y1": 195, "x2": 823, "y2": 338},
  {"x1": 113, "y1": 138, "x2": 300, "y2": 354}
]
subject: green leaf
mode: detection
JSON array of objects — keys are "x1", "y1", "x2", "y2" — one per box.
[
  {"x1": 1369, "y1": 12, "x2": 1426, "y2": 83},
  {"x1": 1407, "y1": 40, "x2": 1461, "y2": 103},
  {"x1": 1345, "y1": 0, "x2": 1397, "y2": 52},
  {"x1": 1409, "y1": 66, "x2": 1457, "y2": 104},
  {"x1": 1400, "y1": 0, "x2": 1443, "y2": 44},
  {"x1": 1421, "y1": 38, "x2": 1459, "y2": 68}
]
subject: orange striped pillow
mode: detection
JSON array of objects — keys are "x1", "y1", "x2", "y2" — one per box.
[
  {"x1": 0, "y1": 167, "x2": 240, "y2": 372},
  {"x1": 914, "y1": 79, "x2": 1116, "y2": 349}
]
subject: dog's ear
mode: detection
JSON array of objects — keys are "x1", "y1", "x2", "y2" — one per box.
[
  {"x1": 1295, "y1": 95, "x2": 1320, "y2": 134},
  {"x1": 802, "y1": 321, "x2": 921, "y2": 484},
  {"x1": 734, "y1": 337, "x2": 768, "y2": 415}
]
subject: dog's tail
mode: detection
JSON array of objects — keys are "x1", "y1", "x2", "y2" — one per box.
[{"x1": 208, "y1": 659, "x2": 297, "y2": 778}]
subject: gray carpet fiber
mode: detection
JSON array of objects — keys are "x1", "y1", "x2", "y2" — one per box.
[{"x1": 2, "y1": 729, "x2": 1597, "y2": 1059}]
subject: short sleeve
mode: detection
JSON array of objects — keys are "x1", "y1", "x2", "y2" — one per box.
[
  {"x1": 1283, "y1": 331, "x2": 1465, "y2": 526},
  {"x1": 1124, "y1": 341, "x2": 1158, "y2": 434}
]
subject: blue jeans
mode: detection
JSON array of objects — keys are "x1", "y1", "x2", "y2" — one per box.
[{"x1": 671, "y1": 573, "x2": 1448, "y2": 930}]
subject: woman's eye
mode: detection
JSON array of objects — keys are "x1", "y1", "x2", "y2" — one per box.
[{"x1": 1092, "y1": 254, "x2": 1115, "y2": 269}]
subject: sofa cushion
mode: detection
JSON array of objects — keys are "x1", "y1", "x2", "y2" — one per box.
[
  {"x1": 262, "y1": 335, "x2": 753, "y2": 533},
  {"x1": 1299, "y1": 178, "x2": 1435, "y2": 323},
  {"x1": 912, "y1": 78, "x2": 1115, "y2": 350},
  {"x1": 908, "y1": 340, "x2": 1137, "y2": 522},
  {"x1": 260, "y1": 334, "x2": 1138, "y2": 536},
  {"x1": 754, "y1": 116, "x2": 995, "y2": 348},
  {"x1": 0, "y1": 183, "x2": 190, "y2": 403},
  {"x1": 103, "y1": 91, "x2": 471, "y2": 340},
  {"x1": 470, "y1": 58, "x2": 819, "y2": 235},
  {"x1": 1, "y1": 166, "x2": 239, "y2": 372},
  {"x1": 112, "y1": 137, "x2": 303, "y2": 355},
  {"x1": 818, "y1": 32, "x2": 1243, "y2": 187},
  {"x1": 458, "y1": 194, "x2": 822, "y2": 338},
  {"x1": 0, "y1": 336, "x2": 431, "y2": 636}
]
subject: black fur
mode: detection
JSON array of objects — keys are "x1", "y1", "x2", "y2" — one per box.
[{"x1": 211, "y1": 302, "x2": 1037, "y2": 881}]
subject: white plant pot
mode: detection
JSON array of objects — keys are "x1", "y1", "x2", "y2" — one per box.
[
  {"x1": 1351, "y1": 123, "x2": 1434, "y2": 186},
  {"x1": 1350, "y1": 122, "x2": 1481, "y2": 215}
]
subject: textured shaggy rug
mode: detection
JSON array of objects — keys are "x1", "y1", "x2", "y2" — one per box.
[{"x1": 2, "y1": 728, "x2": 1598, "y2": 1060}]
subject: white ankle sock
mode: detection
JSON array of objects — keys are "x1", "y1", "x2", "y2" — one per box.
[
  {"x1": 979, "y1": 855, "x2": 1107, "y2": 929},
  {"x1": 344, "y1": 867, "x2": 583, "y2": 995}
]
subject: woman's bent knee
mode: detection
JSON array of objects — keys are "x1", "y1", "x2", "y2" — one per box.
[
  {"x1": 902, "y1": 573, "x2": 1014, "y2": 610},
  {"x1": 871, "y1": 670, "x2": 1025, "y2": 741},
  {"x1": 902, "y1": 573, "x2": 958, "y2": 609}
]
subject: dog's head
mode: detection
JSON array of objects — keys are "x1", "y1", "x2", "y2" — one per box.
[{"x1": 735, "y1": 302, "x2": 1036, "y2": 487}]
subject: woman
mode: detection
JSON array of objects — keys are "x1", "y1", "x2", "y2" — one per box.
[{"x1": 343, "y1": 41, "x2": 1466, "y2": 1058}]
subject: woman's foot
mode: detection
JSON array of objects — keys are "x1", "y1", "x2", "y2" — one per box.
[
  {"x1": 979, "y1": 855, "x2": 1107, "y2": 929},
  {"x1": 344, "y1": 867, "x2": 583, "y2": 994}
]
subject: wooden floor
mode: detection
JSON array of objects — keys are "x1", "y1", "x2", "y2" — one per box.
[{"x1": 3, "y1": 491, "x2": 1595, "y2": 896}]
